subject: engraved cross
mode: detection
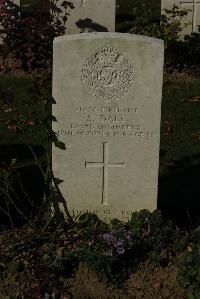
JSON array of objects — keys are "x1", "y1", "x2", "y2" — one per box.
[
  {"x1": 180, "y1": 0, "x2": 200, "y2": 32},
  {"x1": 85, "y1": 142, "x2": 125, "y2": 205}
]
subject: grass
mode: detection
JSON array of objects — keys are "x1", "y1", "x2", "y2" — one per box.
[
  {"x1": 0, "y1": 73, "x2": 200, "y2": 227},
  {"x1": 0, "y1": 75, "x2": 48, "y2": 146},
  {"x1": 158, "y1": 77, "x2": 200, "y2": 227},
  {"x1": 160, "y1": 79, "x2": 200, "y2": 173},
  {"x1": 0, "y1": 75, "x2": 51, "y2": 227}
]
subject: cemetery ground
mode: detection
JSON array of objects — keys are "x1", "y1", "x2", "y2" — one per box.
[
  {"x1": 0, "y1": 1, "x2": 200, "y2": 298},
  {"x1": 0, "y1": 70, "x2": 200, "y2": 298}
]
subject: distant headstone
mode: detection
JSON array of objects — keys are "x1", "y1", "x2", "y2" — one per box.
[
  {"x1": 60, "y1": 0, "x2": 116, "y2": 33},
  {"x1": 52, "y1": 33, "x2": 164, "y2": 222},
  {"x1": 161, "y1": 0, "x2": 200, "y2": 37}
]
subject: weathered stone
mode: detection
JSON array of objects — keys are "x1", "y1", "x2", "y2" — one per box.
[{"x1": 52, "y1": 33, "x2": 164, "y2": 222}]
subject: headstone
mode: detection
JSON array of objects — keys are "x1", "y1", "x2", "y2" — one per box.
[
  {"x1": 161, "y1": 0, "x2": 200, "y2": 38},
  {"x1": 52, "y1": 33, "x2": 164, "y2": 222},
  {"x1": 58, "y1": 0, "x2": 116, "y2": 34}
]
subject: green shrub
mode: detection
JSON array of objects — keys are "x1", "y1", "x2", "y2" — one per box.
[
  {"x1": 127, "y1": 4, "x2": 200, "y2": 72},
  {"x1": 129, "y1": 5, "x2": 190, "y2": 45},
  {"x1": 166, "y1": 31, "x2": 200, "y2": 72}
]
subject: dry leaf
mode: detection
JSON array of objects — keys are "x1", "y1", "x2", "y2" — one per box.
[
  {"x1": 166, "y1": 160, "x2": 176, "y2": 169},
  {"x1": 174, "y1": 85, "x2": 182, "y2": 90},
  {"x1": 60, "y1": 294, "x2": 72, "y2": 299},
  {"x1": 164, "y1": 121, "x2": 172, "y2": 136},
  {"x1": 181, "y1": 95, "x2": 200, "y2": 103},
  {"x1": 152, "y1": 281, "x2": 161, "y2": 290},
  {"x1": 3, "y1": 104, "x2": 14, "y2": 113},
  {"x1": 187, "y1": 245, "x2": 193, "y2": 252},
  {"x1": 191, "y1": 132, "x2": 200, "y2": 140}
]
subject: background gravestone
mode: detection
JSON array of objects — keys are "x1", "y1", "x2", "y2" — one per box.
[
  {"x1": 53, "y1": 33, "x2": 164, "y2": 221},
  {"x1": 161, "y1": 0, "x2": 200, "y2": 38},
  {"x1": 60, "y1": 0, "x2": 116, "y2": 33}
]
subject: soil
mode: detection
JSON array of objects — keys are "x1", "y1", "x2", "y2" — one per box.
[
  {"x1": 66, "y1": 262, "x2": 184, "y2": 299},
  {"x1": 0, "y1": 258, "x2": 185, "y2": 299}
]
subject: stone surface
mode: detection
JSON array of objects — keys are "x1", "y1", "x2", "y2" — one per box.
[
  {"x1": 161, "y1": 0, "x2": 200, "y2": 38},
  {"x1": 52, "y1": 33, "x2": 164, "y2": 222},
  {"x1": 61, "y1": 0, "x2": 115, "y2": 34}
]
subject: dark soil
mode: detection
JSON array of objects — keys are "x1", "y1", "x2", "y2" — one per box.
[{"x1": 65, "y1": 262, "x2": 184, "y2": 299}]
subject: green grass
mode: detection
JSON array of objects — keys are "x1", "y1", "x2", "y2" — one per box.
[
  {"x1": 0, "y1": 75, "x2": 49, "y2": 147},
  {"x1": 0, "y1": 75, "x2": 50, "y2": 226},
  {"x1": 1, "y1": 75, "x2": 199, "y2": 172},
  {"x1": 159, "y1": 79, "x2": 200, "y2": 227},
  {"x1": 0, "y1": 74, "x2": 200, "y2": 227},
  {"x1": 160, "y1": 80, "x2": 200, "y2": 174}
]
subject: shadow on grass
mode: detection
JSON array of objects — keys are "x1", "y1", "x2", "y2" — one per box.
[
  {"x1": 1, "y1": 145, "x2": 199, "y2": 229},
  {"x1": 158, "y1": 155, "x2": 200, "y2": 228},
  {"x1": 0, "y1": 144, "x2": 45, "y2": 227}
]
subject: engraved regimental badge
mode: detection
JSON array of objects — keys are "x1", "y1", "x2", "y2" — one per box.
[{"x1": 81, "y1": 45, "x2": 135, "y2": 102}]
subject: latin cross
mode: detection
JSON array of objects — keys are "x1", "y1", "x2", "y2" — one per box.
[{"x1": 85, "y1": 142, "x2": 125, "y2": 205}]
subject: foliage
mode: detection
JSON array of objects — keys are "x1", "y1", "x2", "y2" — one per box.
[
  {"x1": 127, "y1": 4, "x2": 200, "y2": 71},
  {"x1": 166, "y1": 31, "x2": 200, "y2": 72},
  {"x1": 0, "y1": 0, "x2": 75, "y2": 71},
  {"x1": 129, "y1": 4, "x2": 190, "y2": 46},
  {"x1": 0, "y1": 73, "x2": 53, "y2": 229},
  {"x1": 0, "y1": 211, "x2": 199, "y2": 297},
  {"x1": 177, "y1": 228, "x2": 200, "y2": 299}
]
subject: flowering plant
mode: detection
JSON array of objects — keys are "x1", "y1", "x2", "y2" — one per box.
[
  {"x1": 0, "y1": 0, "x2": 75, "y2": 70},
  {"x1": 102, "y1": 228, "x2": 134, "y2": 256}
]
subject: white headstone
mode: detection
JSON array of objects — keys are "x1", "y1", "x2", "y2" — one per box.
[
  {"x1": 60, "y1": 0, "x2": 116, "y2": 34},
  {"x1": 161, "y1": 0, "x2": 200, "y2": 38},
  {"x1": 52, "y1": 33, "x2": 164, "y2": 222}
]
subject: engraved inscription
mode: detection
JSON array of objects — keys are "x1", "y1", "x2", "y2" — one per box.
[
  {"x1": 81, "y1": 45, "x2": 135, "y2": 102},
  {"x1": 56, "y1": 105, "x2": 155, "y2": 139},
  {"x1": 72, "y1": 209, "x2": 134, "y2": 222},
  {"x1": 85, "y1": 142, "x2": 125, "y2": 205}
]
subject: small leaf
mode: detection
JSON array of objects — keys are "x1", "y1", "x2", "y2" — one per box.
[
  {"x1": 51, "y1": 115, "x2": 57, "y2": 122},
  {"x1": 7, "y1": 260, "x2": 20, "y2": 272},
  {"x1": 3, "y1": 104, "x2": 14, "y2": 112},
  {"x1": 50, "y1": 96, "x2": 56, "y2": 104},
  {"x1": 164, "y1": 121, "x2": 172, "y2": 136},
  {"x1": 54, "y1": 140, "x2": 66, "y2": 150},
  {"x1": 191, "y1": 132, "x2": 200, "y2": 140}
]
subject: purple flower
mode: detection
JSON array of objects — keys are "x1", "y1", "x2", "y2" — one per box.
[
  {"x1": 116, "y1": 247, "x2": 125, "y2": 255},
  {"x1": 102, "y1": 229, "x2": 134, "y2": 257},
  {"x1": 102, "y1": 232, "x2": 117, "y2": 245},
  {"x1": 114, "y1": 240, "x2": 124, "y2": 248}
]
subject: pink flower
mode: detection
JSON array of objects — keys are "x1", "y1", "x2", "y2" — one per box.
[{"x1": 25, "y1": 120, "x2": 35, "y2": 126}]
